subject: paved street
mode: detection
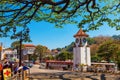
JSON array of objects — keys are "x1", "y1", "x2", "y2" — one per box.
[
  {"x1": 29, "y1": 64, "x2": 97, "y2": 80},
  {"x1": 30, "y1": 64, "x2": 69, "y2": 74},
  {"x1": 28, "y1": 64, "x2": 120, "y2": 80}
]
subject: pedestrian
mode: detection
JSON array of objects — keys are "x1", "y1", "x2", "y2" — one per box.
[
  {"x1": 1, "y1": 58, "x2": 12, "y2": 80},
  {"x1": 100, "y1": 73, "x2": 106, "y2": 80},
  {"x1": 0, "y1": 61, "x2": 3, "y2": 80}
]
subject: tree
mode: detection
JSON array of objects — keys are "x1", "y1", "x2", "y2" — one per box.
[
  {"x1": 56, "y1": 51, "x2": 73, "y2": 61},
  {"x1": 56, "y1": 48, "x2": 62, "y2": 52},
  {"x1": 112, "y1": 35, "x2": 120, "y2": 40},
  {"x1": 34, "y1": 45, "x2": 49, "y2": 62},
  {"x1": 97, "y1": 40, "x2": 120, "y2": 63},
  {"x1": 0, "y1": 0, "x2": 120, "y2": 37},
  {"x1": 87, "y1": 37, "x2": 95, "y2": 45},
  {"x1": 89, "y1": 36, "x2": 112, "y2": 56},
  {"x1": 93, "y1": 36, "x2": 112, "y2": 45},
  {"x1": 11, "y1": 41, "x2": 20, "y2": 49},
  {"x1": 10, "y1": 40, "x2": 25, "y2": 55},
  {"x1": 90, "y1": 44, "x2": 99, "y2": 56},
  {"x1": 91, "y1": 54, "x2": 101, "y2": 62},
  {"x1": 45, "y1": 54, "x2": 55, "y2": 60},
  {"x1": 62, "y1": 42, "x2": 74, "y2": 52}
]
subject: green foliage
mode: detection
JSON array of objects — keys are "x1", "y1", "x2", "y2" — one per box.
[
  {"x1": 62, "y1": 42, "x2": 74, "y2": 52},
  {"x1": 10, "y1": 40, "x2": 25, "y2": 51},
  {"x1": 46, "y1": 55, "x2": 55, "y2": 60},
  {"x1": 11, "y1": 41, "x2": 20, "y2": 49},
  {"x1": 91, "y1": 54, "x2": 101, "y2": 62},
  {"x1": 56, "y1": 48, "x2": 62, "y2": 52},
  {"x1": 112, "y1": 35, "x2": 120, "y2": 40},
  {"x1": 97, "y1": 40, "x2": 120, "y2": 63},
  {"x1": 55, "y1": 51, "x2": 73, "y2": 61},
  {"x1": 87, "y1": 38, "x2": 95, "y2": 45},
  {"x1": 0, "y1": 0, "x2": 120, "y2": 38},
  {"x1": 34, "y1": 45, "x2": 49, "y2": 62},
  {"x1": 31, "y1": 53, "x2": 38, "y2": 61}
]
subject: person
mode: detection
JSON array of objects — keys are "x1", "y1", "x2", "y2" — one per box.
[
  {"x1": 13, "y1": 62, "x2": 19, "y2": 74},
  {"x1": 100, "y1": 73, "x2": 106, "y2": 80},
  {"x1": 1, "y1": 58, "x2": 12, "y2": 80},
  {"x1": 74, "y1": 64, "x2": 79, "y2": 72},
  {"x1": 0, "y1": 61, "x2": 3, "y2": 80}
]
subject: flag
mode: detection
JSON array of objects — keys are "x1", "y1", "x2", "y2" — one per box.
[
  {"x1": 17, "y1": 66, "x2": 23, "y2": 71},
  {"x1": 23, "y1": 66, "x2": 29, "y2": 70},
  {"x1": 3, "y1": 68, "x2": 11, "y2": 80},
  {"x1": 15, "y1": 66, "x2": 29, "y2": 72}
]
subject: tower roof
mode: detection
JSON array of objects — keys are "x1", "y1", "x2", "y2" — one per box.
[{"x1": 74, "y1": 28, "x2": 89, "y2": 37}]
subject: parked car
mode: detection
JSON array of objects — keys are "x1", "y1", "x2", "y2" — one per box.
[{"x1": 39, "y1": 63, "x2": 46, "y2": 69}]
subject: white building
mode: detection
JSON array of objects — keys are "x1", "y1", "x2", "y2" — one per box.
[
  {"x1": 1, "y1": 49, "x2": 18, "y2": 61},
  {"x1": 73, "y1": 28, "x2": 91, "y2": 70},
  {"x1": 22, "y1": 44, "x2": 36, "y2": 61}
]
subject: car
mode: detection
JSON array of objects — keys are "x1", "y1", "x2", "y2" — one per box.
[{"x1": 39, "y1": 63, "x2": 46, "y2": 69}]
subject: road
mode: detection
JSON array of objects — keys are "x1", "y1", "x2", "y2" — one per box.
[
  {"x1": 29, "y1": 64, "x2": 69, "y2": 74},
  {"x1": 27, "y1": 64, "x2": 120, "y2": 80},
  {"x1": 28, "y1": 64, "x2": 97, "y2": 80}
]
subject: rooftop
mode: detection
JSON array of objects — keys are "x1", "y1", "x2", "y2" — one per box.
[
  {"x1": 74, "y1": 28, "x2": 89, "y2": 38},
  {"x1": 23, "y1": 44, "x2": 36, "y2": 47}
]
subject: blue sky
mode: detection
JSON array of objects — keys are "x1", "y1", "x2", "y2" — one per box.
[{"x1": 0, "y1": 21, "x2": 120, "y2": 50}]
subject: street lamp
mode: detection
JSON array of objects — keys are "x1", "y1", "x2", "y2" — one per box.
[
  {"x1": 27, "y1": 52, "x2": 33, "y2": 67},
  {"x1": 12, "y1": 26, "x2": 30, "y2": 67}
]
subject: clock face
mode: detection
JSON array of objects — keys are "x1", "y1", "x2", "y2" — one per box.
[
  {"x1": 75, "y1": 38, "x2": 79, "y2": 43},
  {"x1": 83, "y1": 38, "x2": 86, "y2": 43}
]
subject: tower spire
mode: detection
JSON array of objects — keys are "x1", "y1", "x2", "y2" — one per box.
[{"x1": 74, "y1": 28, "x2": 89, "y2": 38}]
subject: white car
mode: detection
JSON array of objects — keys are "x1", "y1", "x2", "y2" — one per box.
[{"x1": 39, "y1": 63, "x2": 46, "y2": 69}]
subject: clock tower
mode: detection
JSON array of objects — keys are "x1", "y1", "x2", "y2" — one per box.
[{"x1": 73, "y1": 28, "x2": 91, "y2": 71}]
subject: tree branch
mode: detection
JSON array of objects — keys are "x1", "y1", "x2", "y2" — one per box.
[
  {"x1": 0, "y1": 3, "x2": 29, "y2": 27},
  {"x1": 25, "y1": 3, "x2": 41, "y2": 24}
]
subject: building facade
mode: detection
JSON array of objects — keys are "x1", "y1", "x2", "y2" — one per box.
[
  {"x1": 22, "y1": 44, "x2": 36, "y2": 61},
  {"x1": 1, "y1": 49, "x2": 18, "y2": 61}
]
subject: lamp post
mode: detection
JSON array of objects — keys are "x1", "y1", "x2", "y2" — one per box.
[
  {"x1": 27, "y1": 52, "x2": 32, "y2": 67},
  {"x1": 12, "y1": 27, "x2": 30, "y2": 67}
]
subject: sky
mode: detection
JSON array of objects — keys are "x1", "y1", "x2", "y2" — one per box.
[{"x1": 0, "y1": 21, "x2": 120, "y2": 50}]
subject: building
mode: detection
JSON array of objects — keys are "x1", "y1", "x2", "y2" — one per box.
[
  {"x1": 1, "y1": 48, "x2": 18, "y2": 61},
  {"x1": 22, "y1": 44, "x2": 36, "y2": 61},
  {"x1": 73, "y1": 28, "x2": 91, "y2": 71},
  {"x1": 51, "y1": 49, "x2": 59, "y2": 56}
]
